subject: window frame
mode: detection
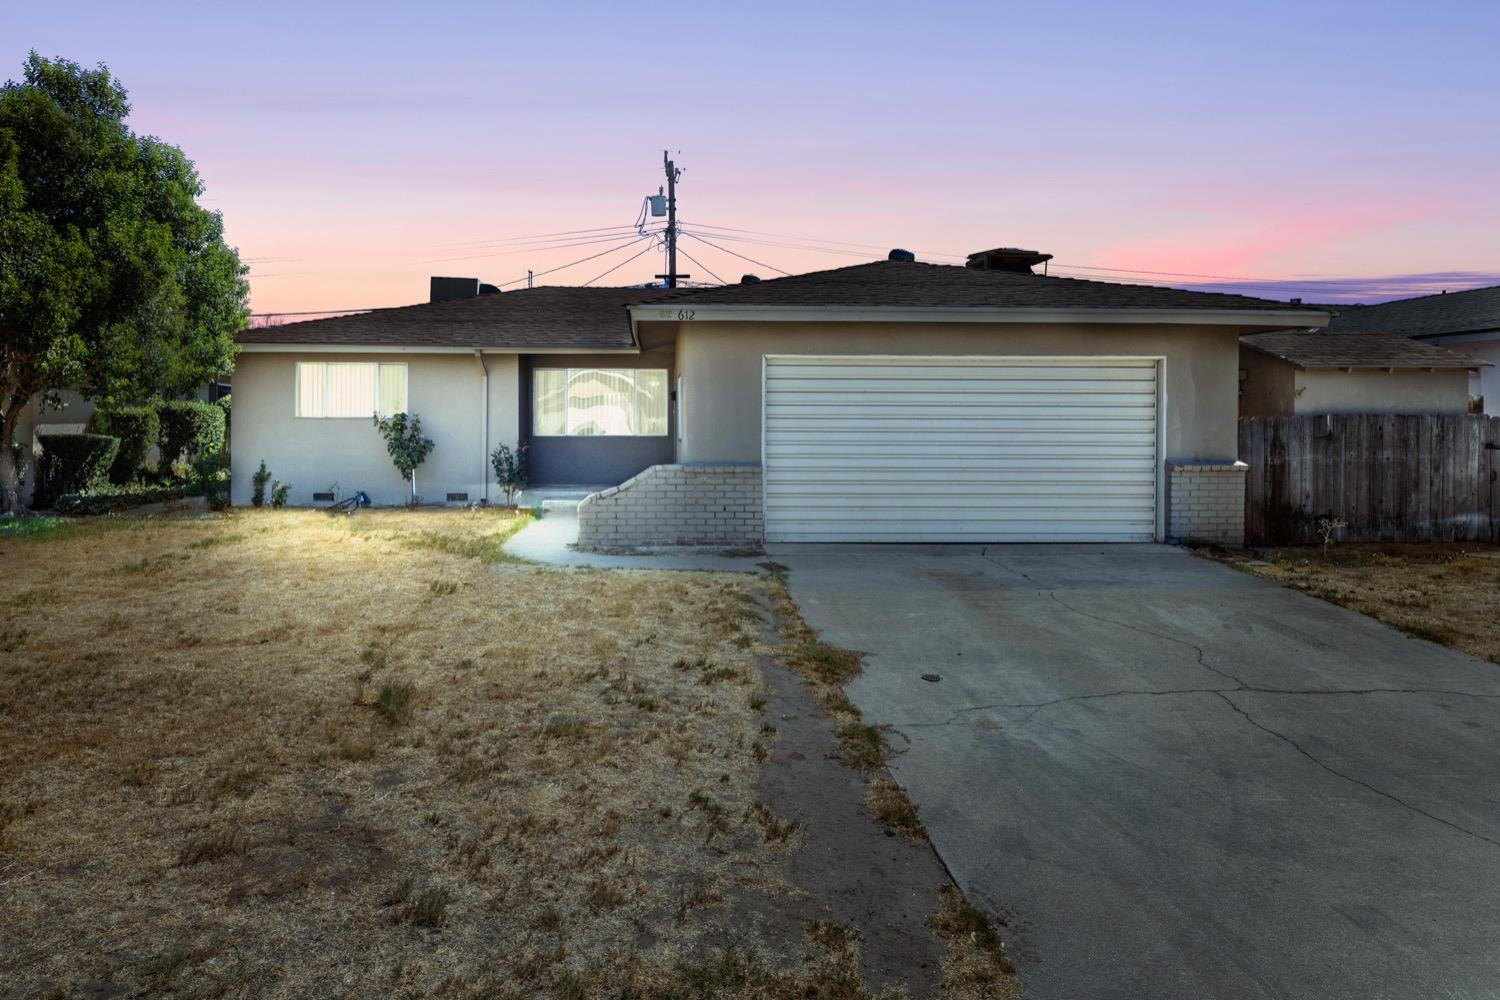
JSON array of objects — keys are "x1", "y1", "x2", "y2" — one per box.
[
  {"x1": 531, "y1": 367, "x2": 670, "y2": 438},
  {"x1": 294, "y1": 361, "x2": 409, "y2": 419}
]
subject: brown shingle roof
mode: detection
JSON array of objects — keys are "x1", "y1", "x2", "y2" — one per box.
[
  {"x1": 1326, "y1": 285, "x2": 1500, "y2": 338},
  {"x1": 237, "y1": 286, "x2": 685, "y2": 349},
  {"x1": 1241, "y1": 330, "x2": 1489, "y2": 369},
  {"x1": 672, "y1": 259, "x2": 1327, "y2": 313}
]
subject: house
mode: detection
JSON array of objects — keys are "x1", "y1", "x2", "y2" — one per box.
[
  {"x1": 231, "y1": 252, "x2": 1329, "y2": 546},
  {"x1": 14, "y1": 382, "x2": 230, "y2": 505},
  {"x1": 1326, "y1": 285, "x2": 1500, "y2": 414},
  {"x1": 1238, "y1": 330, "x2": 1487, "y2": 417}
]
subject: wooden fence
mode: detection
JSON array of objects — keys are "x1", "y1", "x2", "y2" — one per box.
[{"x1": 1238, "y1": 414, "x2": 1500, "y2": 545}]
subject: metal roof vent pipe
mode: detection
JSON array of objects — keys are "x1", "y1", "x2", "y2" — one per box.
[{"x1": 888, "y1": 248, "x2": 917, "y2": 262}]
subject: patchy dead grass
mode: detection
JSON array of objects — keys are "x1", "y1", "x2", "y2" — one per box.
[
  {"x1": 761, "y1": 561, "x2": 1026, "y2": 1000},
  {"x1": 1210, "y1": 542, "x2": 1500, "y2": 664},
  {"x1": 0, "y1": 509, "x2": 933, "y2": 998}
]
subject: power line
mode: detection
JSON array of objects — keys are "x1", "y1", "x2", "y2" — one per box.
[
  {"x1": 582, "y1": 238, "x2": 661, "y2": 286},
  {"x1": 415, "y1": 224, "x2": 644, "y2": 251},
  {"x1": 495, "y1": 233, "x2": 657, "y2": 288},
  {"x1": 424, "y1": 231, "x2": 658, "y2": 265},
  {"x1": 679, "y1": 232, "x2": 792, "y2": 276},
  {"x1": 673, "y1": 245, "x2": 726, "y2": 285}
]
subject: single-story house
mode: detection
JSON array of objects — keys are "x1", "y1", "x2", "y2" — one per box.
[
  {"x1": 1327, "y1": 285, "x2": 1500, "y2": 414},
  {"x1": 1238, "y1": 330, "x2": 1488, "y2": 417},
  {"x1": 231, "y1": 251, "x2": 1329, "y2": 546}
]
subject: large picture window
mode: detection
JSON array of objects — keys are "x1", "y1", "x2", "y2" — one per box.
[
  {"x1": 533, "y1": 368, "x2": 668, "y2": 436},
  {"x1": 295, "y1": 362, "x2": 407, "y2": 418}
]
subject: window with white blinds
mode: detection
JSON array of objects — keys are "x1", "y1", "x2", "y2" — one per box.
[
  {"x1": 533, "y1": 368, "x2": 668, "y2": 436},
  {"x1": 295, "y1": 362, "x2": 408, "y2": 418}
]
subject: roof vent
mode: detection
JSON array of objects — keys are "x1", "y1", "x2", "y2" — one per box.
[
  {"x1": 964, "y1": 247, "x2": 1053, "y2": 274},
  {"x1": 430, "y1": 276, "x2": 483, "y2": 302},
  {"x1": 888, "y1": 248, "x2": 916, "y2": 262},
  {"x1": 740, "y1": 274, "x2": 761, "y2": 284},
  {"x1": 479, "y1": 282, "x2": 501, "y2": 295}
]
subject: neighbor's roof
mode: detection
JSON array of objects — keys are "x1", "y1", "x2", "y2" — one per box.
[
  {"x1": 1241, "y1": 330, "x2": 1490, "y2": 369},
  {"x1": 237, "y1": 286, "x2": 685, "y2": 349},
  {"x1": 670, "y1": 259, "x2": 1326, "y2": 313},
  {"x1": 1327, "y1": 285, "x2": 1500, "y2": 338}
]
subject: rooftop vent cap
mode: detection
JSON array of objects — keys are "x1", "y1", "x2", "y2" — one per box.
[
  {"x1": 964, "y1": 247, "x2": 1053, "y2": 274},
  {"x1": 888, "y1": 248, "x2": 916, "y2": 262},
  {"x1": 740, "y1": 274, "x2": 761, "y2": 284}
]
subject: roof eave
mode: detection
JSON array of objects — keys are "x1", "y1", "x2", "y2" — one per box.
[
  {"x1": 236, "y1": 342, "x2": 641, "y2": 355},
  {"x1": 627, "y1": 303, "x2": 1331, "y2": 328}
]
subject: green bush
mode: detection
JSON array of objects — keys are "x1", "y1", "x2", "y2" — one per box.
[
  {"x1": 35, "y1": 434, "x2": 120, "y2": 508},
  {"x1": 270, "y1": 481, "x2": 291, "y2": 508},
  {"x1": 215, "y1": 394, "x2": 232, "y2": 446},
  {"x1": 158, "y1": 400, "x2": 226, "y2": 473},
  {"x1": 193, "y1": 451, "x2": 231, "y2": 510},
  {"x1": 55, "y1": 483, "x2": 191, "y2": 516},
  {"x1": 251, "y1": 460, "x2": 271, "y2": 508},
  {"x1": 89, "y1": 405, "x2": 161, "y2": 484}
]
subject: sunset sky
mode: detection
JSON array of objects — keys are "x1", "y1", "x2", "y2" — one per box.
[{"x1": 7, "y1": 1, "x2": 1498, "y2": 314}]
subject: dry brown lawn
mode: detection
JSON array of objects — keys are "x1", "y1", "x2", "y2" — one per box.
[
  {"x1": 1212, "y1": 542, "x2": 1500, "y2": 664},
  {"x1": 0, "y1": 509, "x2": 1019, "y2": 999}
]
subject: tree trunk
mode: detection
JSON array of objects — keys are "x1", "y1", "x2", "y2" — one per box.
[{"x1": 0, "y1": 403, "x2": 22, "y2": 516}]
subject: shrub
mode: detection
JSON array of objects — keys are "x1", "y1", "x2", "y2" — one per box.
[
  {"x1": 35, "y1": 434, "x2": 120, "y2": 508},
  {"x1": 372, "y1": 412, "x2": 434, "y2": 504},
  {"x1": 89, "y1": 405, "x2": 161, "y2": 484},
  {"x1": 251, "y1": 461, "x2": 271, "y2": 508},
  {"x1": 193, "y1": 451, "x2": 231, "y2": 510},
  {"x1": 489, "y1": 442, "x2": 529, "y2": 507},
  {"x1": 55, "y1": 483, "x2": 190, "y2": 516},
  {"x1": 270, "y1": 481, "x2": 290, "y2": 508},
  {"x1": 157, "y1": 400, "x2": 226, "y2": 473},
  {"x1": 214, "y1": 394, "x2": 231, "y2": 445}
]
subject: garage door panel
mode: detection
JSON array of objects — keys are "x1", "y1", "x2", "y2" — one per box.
[{"x1": 763, "y1": 356, "x2": 1160, "y2": 543}]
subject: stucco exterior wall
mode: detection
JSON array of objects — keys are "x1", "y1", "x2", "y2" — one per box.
[
  {"x1": 1294, "y1": 368, "x2": 1472, "y2": 415},
  {"x1": 1238, "y1": 348, "x2": 1296, "y2": 417},
  {"x1": 674, "y1": 321, "x2": 1243, "y2": 465},
  {"x1": 1425, "y1": 335, "x2": 1499, "y2": 415},
  {"x1": 229, "y1": 352, "x2": 519, "y2": 506}
]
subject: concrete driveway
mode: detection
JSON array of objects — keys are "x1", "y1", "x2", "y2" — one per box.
[{"x1": 768, "y1": 543, "x2": 1500, "y2": 1000}]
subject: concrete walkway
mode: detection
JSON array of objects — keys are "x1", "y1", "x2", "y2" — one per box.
[
  {"x1": 769, "y1": 542, "x2": 1500, "y2": 1000},
  {"x1": 502, "y1": 506, "x2": 767, "y2": 572}
]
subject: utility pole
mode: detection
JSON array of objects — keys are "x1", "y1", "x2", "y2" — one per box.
[{"x1": 654, "y1": 151, "x2": 688, "y2": 288}]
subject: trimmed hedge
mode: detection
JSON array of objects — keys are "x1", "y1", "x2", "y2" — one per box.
[
  {"x1": 89, "y1": 405, "x2": 161, "y2": 484},
  {"x1": 158, "y1": 400, "x2": 226, "y2": 473},
  {"x1": 35, "y1": 433, "x2": 120, "y2": 508},
  {"x1": 55, "y1": 483, "x2": 191, "y2": 516}
]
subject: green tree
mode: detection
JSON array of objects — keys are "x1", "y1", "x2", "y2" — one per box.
[
  {"x1": 372, "y1": 412, "x2": 435, "y2": 504},
  {"x1": 0, "y1": 53, "x2": 247, "y2": 514}
]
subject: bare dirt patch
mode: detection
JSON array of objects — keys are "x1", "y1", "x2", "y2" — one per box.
[
  {"x1": 0, "y1": 509, "x2": 1023, "y2": 998},
  {"x1": 1207, "y1": 542, "x2": 1500, "y2": 664}
]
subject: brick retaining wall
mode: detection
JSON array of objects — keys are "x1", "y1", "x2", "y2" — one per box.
[{"x1": 576, "y1": 464, "x2": 764, "y2": 549}]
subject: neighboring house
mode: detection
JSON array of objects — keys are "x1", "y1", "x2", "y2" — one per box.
[
  {"x1": 1239, "y1": 330, "x2": 1487, "y2": 417},
  {"x1": 14, "y1": 382, "x2": 230, "y2": 505},
  {"x1": 232, "y1": 252, "x2": 1326, "y2": 546},
  {"x1": 1327, "y1": 285, "x2": 1500, "y2": 414}
]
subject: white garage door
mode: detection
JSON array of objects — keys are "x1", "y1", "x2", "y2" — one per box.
[{"x1": 763, "y1": 356, "x2": 1160, "y2": 542}]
